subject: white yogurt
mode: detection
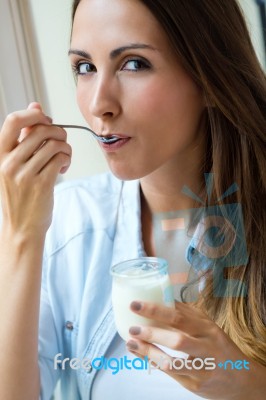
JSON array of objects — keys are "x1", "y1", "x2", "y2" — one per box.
[{"x1": 111, "y1": 258, "x2": 174, "y2": 341}]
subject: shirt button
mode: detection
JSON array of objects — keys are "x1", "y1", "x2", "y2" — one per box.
[
  {"x1": 65, "y1": 321, "x2": 74, "y2": 331},
  {"x1": 86, "y1": 364, "x2": 93, "y2": 373}
]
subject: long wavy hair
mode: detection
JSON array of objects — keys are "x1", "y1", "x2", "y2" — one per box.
[{"x1": 71, "y1": 0, "x2": 266, "y2": 366}]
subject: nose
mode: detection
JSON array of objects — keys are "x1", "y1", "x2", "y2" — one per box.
[{"x1": 88, "y1": 73, "x2": 121, "y2": 120}]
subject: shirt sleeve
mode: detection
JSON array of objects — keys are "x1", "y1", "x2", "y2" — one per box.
[{"x1": 38, "y1": 284, "x2": 61, "y2": 400}]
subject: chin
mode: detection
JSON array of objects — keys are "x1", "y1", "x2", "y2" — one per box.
[
  {"x1": 110, "y1": 168, "x2": 141, "y2": 181},
  {"x1": 108, "y1": 161, "x2": 147, "y2": 181}
]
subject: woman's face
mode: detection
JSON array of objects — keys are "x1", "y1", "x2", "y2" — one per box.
[{"x1": 70, "y1": 0, "x2": 206, "y2": 180}]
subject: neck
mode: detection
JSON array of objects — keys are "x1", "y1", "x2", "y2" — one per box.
[
  {"x1": 140, "y1": 159, "x2": 204, "y2": 214},
  {"x1": 140, "y1": 161, "x2": 204, "y2": 257},
  {"x1": 139, "y1": 125, "x2": 207, "y2": 256}
]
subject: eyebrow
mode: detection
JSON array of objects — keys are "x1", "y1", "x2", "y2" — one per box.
[{"x1": 68, "y1": 43, "x2": 157, "y2": 59}]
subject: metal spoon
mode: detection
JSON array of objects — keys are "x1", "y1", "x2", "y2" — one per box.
[{"x1": 52, "y1": 124, "x2": 119, "y2": 144}]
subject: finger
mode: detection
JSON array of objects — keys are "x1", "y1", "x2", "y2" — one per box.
[
  {"x1": 20, "y1": 140, "x2": 72, "y2": 176},
  {"x1": 1, "y1": 109, "x2": 52, "y2": 152},
  {"x1": 128, "y1": 325, "x2": 205, "y2": 357},
  {"x1": 14, "y1": 125, "x2": 67, "y2": 164},
  {"x1": 20, "y1": 102, "x2": 47, "y2": 141},
  {"x1": 0, "y1": 126, "x2": 69, "y2": 186},
  {"x1": 130, "y1": 301, "x2": 210, "y2": 336},
  {"x1": 126, "y1": 339, "x2": 195, "y2": 376},
  {"x1": 38, "y1": 151, "x2": 71, "y2": 184},
  {"x1": 27, "y1": 102, "x2": 42, "y2": 111}
]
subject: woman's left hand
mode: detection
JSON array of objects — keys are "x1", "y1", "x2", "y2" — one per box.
[{"x1": 126, "y1": 301, "x2": 266, "y2": 400}]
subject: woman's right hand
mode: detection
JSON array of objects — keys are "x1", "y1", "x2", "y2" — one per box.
[{"x1": 0, "y1": 102, "x2": 72, "y2": 238}]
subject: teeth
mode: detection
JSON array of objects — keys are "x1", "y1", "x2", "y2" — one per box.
[{"x1": 104, "y1": 136, "x2": 120, "y2": 144}]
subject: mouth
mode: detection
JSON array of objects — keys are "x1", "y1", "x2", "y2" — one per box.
[
  {"x1": 99, "y1": 134, "x2": 131, "y2": 144},
  {"x1": 99, "y1": 134, "x2": 131, "y2": 151}
]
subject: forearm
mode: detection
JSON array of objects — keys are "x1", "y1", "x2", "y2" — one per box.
[
  {"x1": 0, "y1": 229, "x2": 45, "y2": 400},
  {"x1": 0, "y1": 105, "x2": 71, "y2": 399}
]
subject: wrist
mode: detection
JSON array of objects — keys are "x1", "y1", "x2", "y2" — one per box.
[{"x1": 0, "y1": 225, "x2": 46, "y2": 261}]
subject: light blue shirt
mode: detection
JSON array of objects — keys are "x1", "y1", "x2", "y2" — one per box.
[{"x1": 38, "y1": 172, "x2": 203, "y2": 399}]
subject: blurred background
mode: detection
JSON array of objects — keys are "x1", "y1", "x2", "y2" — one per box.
[{"x1": 0, "y1": 0, "x2": 265, "y2": 182}]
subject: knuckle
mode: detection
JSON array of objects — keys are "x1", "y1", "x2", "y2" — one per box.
[
  {"x1": 208, "y1": 322, "x2": 220, "y2": 337},
  {"x1": 170, "y1": 311, "x2": 183, "y2": 327},
  {"x1": 5, "y1": 112, "x2": 24, "y2": 129},
  {"x1": 54, "y1": 152, "x2": 70, "y2": 166},
  {"x1": 14, "y1": 171, "x2": 28, "y2": 186},
  {"x1": 212, "y1": 324, "x2": 226, "y2": 346},
  {"x1": 144, "y1": 327, "x2": 154, "y2": 342},
  {"x1": 189, "y1": 379, "x2": 203, "y2": 393},
  {"x1": 6, "y1": 112, "x2": 20, "y2": 125},
  {"x1": 172, "y1": 333, "x2": 187, "y2": 350},
  {"x1": 45, "y1": 139, "x2": 71, "y2": 156},
  {"x1": 46, "y1": 139, "x2": 59, "y2": 152},
  {"x1": 0, "y1": 157, "x2": 16, "y2": 178},
  {"x1": 159, "y1": 358, "x2": 172, "y2": 373},
  {"x1": 144, "y1": 343, "x2": 152, "y2": 358},
  {"x1": 148, "y1": 303, "x2": 158, "y2": 317},
  {"x1": 67, "y1": 143, "x2": 72, "y2": 156},
  {"x1": 60, "y1": 142, "x2": 72, "y2": 157},
  {"x1": 57, "y1": 127, "x2": 67, "y2": 141}
]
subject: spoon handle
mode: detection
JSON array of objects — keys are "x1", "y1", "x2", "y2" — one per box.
[
  {"x1": 52, "y1": 124, "x2": 95, "y2": 133},
  {"x1": 52, "y1": 124, "x2": 117, "y2": 144}
]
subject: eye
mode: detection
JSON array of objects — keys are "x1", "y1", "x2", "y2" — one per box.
[
  {"x1": 72, "y1": 62, "x2": 96, "y2": 76},
  {"x1": 122, "y1": 58, "x2": 151, "y2": 72}
]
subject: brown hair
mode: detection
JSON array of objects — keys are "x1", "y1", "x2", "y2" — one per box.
[{"x1": 71, "y1": 0, "x2": 266, "y2": 366}]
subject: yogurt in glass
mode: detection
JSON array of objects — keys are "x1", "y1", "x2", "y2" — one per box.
[{"x1": 111, "y1": 257, "x2": 175, "y2": 340}]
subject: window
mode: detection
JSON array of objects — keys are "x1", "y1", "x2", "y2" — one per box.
[
  {"x1": 255, "y1": 0, "x2": 266, "y2": 63},
  {"x1": 0, "y1": 0, "x2": 36, "y2": 126}
]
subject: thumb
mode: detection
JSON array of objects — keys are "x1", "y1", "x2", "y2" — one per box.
[
  {"x1": 27, "y1": 102, "x2": 43, "y2": 111},
  {"x1": 20, "y1": 102, "x2": 49, "y2": 141},
  {"x1": 27, "y1": 102, "x2": 52, "y2": 121}
]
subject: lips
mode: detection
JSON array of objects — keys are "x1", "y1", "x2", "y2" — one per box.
[
  {"x1": 100, "y1": 133, "x2": 130, "y2": 141},
  {"x1": 99, "y1": 135, "x2": 131, "y2": 151}
]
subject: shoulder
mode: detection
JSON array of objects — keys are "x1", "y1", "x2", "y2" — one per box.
[{"x1": 45, "y1": 172, "x2": 123, "y2": 254}]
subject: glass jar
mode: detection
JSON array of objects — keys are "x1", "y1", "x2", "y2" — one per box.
[{"x1": 110, "y1": 257, "x2": 174, "y2": 340}]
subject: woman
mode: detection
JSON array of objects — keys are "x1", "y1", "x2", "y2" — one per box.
[{"x1": 0, "y1": 0, "x2": 265, "y2": 399}]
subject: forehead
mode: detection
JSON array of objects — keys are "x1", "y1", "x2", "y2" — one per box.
[{"x1": 71, "y1": 0, "x2": 168, "y2": 50}]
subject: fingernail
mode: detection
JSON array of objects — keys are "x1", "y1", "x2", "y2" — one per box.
[
  {"x1": 126, "y1": 340, "x2": 138, "y2": 351},
  {"x1": 129, "y1": 326, "x2": 141, "y2": 335},
  {"x1": 60, "y1": 165, "x2": 70, "y2": 174},
  {"x1": 131, "y1": 301, "x2": 142, "y2": 311},
  {"x1": 45, "y1": 116, "x2": 53, "y2": 123}
]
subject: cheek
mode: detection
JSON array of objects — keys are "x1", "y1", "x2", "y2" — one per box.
[
  {"x1": 126, "y1": 81, "x2": 167, "y2": 118},
  {"x1": 128, "y1": 87, "x2": 203, "y2": 146}
]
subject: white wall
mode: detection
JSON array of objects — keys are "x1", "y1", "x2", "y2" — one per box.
[
  {"x1": 0, "y1": 0, "x2": 37, "y2": 125},
  {"x1": 20, "y1": 0, "x2": 265, "y2": 182},
  {"x1": 240, "y1": 0, "x2": 265, "y2": 66}
]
